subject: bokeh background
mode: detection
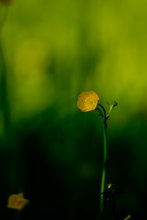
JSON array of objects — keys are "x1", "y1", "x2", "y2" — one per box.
[{"x1": 0, "y1": 0, "x2": 147, "y2": 219}]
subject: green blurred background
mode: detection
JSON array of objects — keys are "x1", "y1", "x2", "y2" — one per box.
[{"x1": 0, "y1": 0, "x2": 147, "y2": 219}]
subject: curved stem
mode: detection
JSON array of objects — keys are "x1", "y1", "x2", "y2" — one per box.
[
  {"x1": 100, "y1": 122, "x2": 107, "y2": 213},
  {"x1": 98, "y1": 103, "x2": 106, "y2": 118},
  {"x1": 98, "y1": 103, "x2": 107, "y2": 127},
  {"x1": 95, "y1": 107, "x2": 104, "y2": 118}
]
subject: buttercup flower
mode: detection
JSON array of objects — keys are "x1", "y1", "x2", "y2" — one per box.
[
  {"x1": 77, "y1": 90, "x2": 99, "y2": 112},
  {"x1": 77, "y1": 90, "x2": 118, "y2": 215},
  {"x1": 7, "y1": 193, "x2": 29, "y2": 210}
]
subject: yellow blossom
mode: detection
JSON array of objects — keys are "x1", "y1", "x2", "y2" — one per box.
[
  {"x1": 77, "y1": 91, "x2": 99, "y2": 112},
  {"x1": 7, "y1": 193, "x2": 29, "y2": 211}
]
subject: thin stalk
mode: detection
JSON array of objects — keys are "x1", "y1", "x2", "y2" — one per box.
[
  {"x1": 100, "y1": 121, "x2": 107, "y2": 213},
  {"x1": 98, "y1": 103, "x2": 107, "y2": 128}
]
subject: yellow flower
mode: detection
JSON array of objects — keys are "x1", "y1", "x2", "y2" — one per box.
[
  {"x1": 7, "y1": 193, "x2": 29, "y2": 211},
  {"x1": 77, "y1": 91, "x2": 99, "y2": 112}
]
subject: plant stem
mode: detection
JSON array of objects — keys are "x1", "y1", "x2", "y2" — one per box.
[{"x1": 100, "y1": 121, "x2": 107, "y2": 213}]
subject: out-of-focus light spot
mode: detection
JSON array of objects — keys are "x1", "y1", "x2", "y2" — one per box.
[{"x1": 11, "y1": 39, "x2": 54, "y2": 120}]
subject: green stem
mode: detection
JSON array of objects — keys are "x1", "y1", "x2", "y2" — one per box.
[
  {"x1": 98, "y1": 103, "x2": 107, "y2": 128},
  {"x1": 100, "y1": 121, "x2": 107, "y2": 213},
  {"x1": 98, "y1": 103, "x2": 106, "y2": 118}
]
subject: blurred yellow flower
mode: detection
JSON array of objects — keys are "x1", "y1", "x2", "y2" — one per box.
[
  {"x1": 77, "y1": 91, "x2": 99, "y2": 112},
  {"x1": 7, "y1": 193, "x2": 29, "y2": 211}
]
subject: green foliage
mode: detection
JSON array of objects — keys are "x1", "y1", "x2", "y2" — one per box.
[{"x1": 0, "y1": 0, "x2": 147, "y2": 219}]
